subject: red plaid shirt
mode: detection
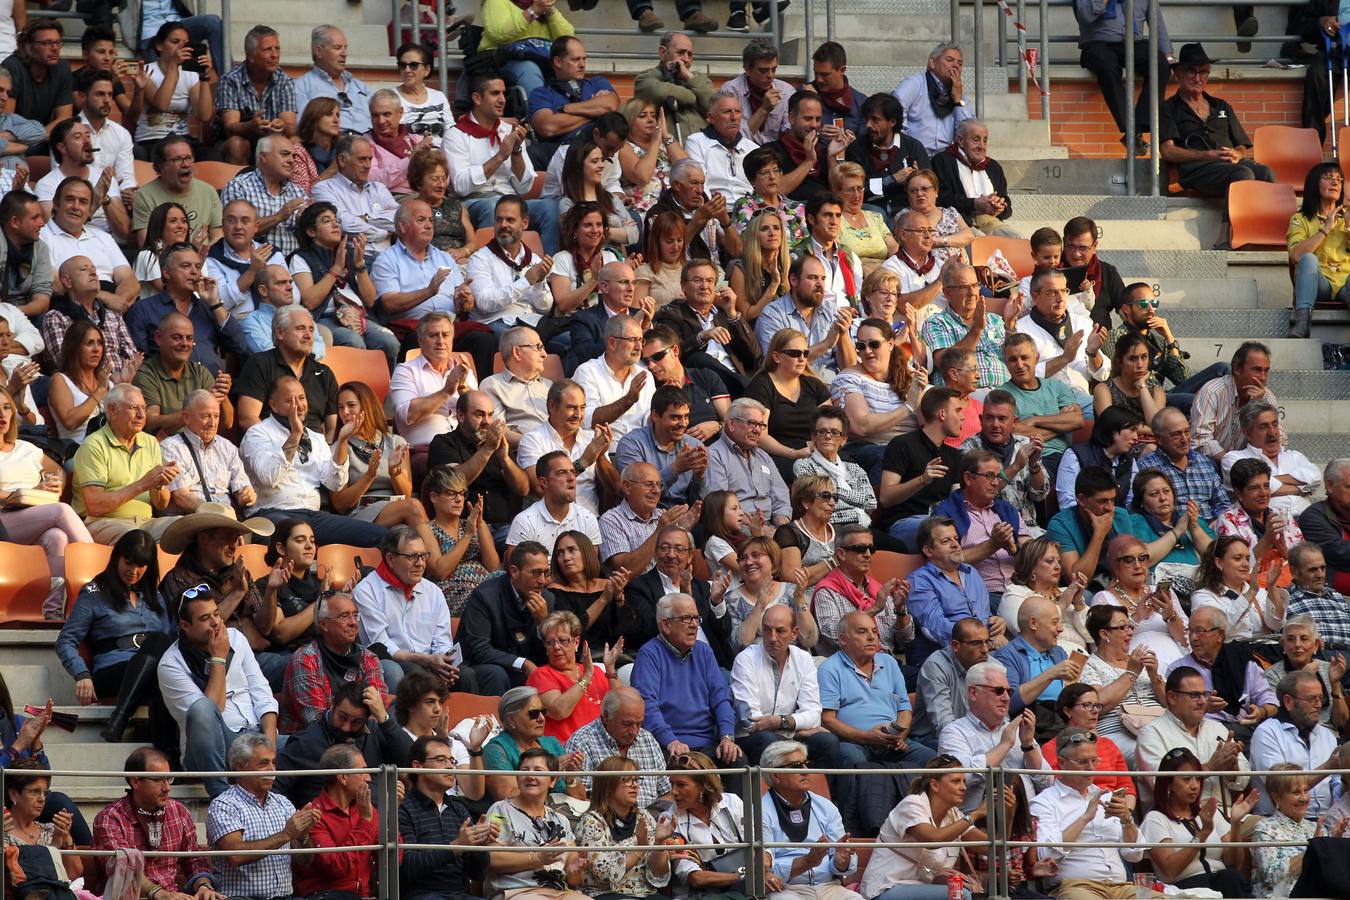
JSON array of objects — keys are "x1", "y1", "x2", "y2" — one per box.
[
  {"x1": 280, "y1": 639, "x2": 388, "y2": 734},
  {"x1": 293, "y1": 789, "x2": 379, "y2": 897},
  {"x1": 89, "y1": 796, "x2": 212, "y2": 895}
]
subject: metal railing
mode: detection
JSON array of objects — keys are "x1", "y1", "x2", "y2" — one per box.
[{"x1": 15, "y1": 759, "x2": 1339, "y2": 900}]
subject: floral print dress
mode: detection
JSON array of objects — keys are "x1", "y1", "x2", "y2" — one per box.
[
  {"x1": 1252, "y1": 810, "x2": 1313, "y2": 898},
  {"x1": 432, "y1": 519, "x2": 492, "y2": 617}
]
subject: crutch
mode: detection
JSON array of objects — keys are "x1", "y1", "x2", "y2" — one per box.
[
  {"x1": 1325, "y1": 29, "x2": 1341, "y2": 156},
  {"x1": 1341, "y1": 24, "x2": 1350, "y2": 131}
]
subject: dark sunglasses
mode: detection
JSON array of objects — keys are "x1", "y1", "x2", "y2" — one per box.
[
  {"x1": 397, "y1": 59, "x2": 425, "y2": 69},
  {"x1": 1065, "y1": 732, "x2": 1098, "y2": 745},
  {"x1": 1118, "y1": 553, "x2": 1151, "y2": 565},
  {"x1": 525, "y1": 708, "x2": 547, "y2": 720},
  {"x1": 814, "y1": 491, "x2": 838, "y2": 502},
  {"x1": 336, "y1": 90, "x2": 352, "y2": 109},
  {"x1": 840, "y1": 544, "x2": 875, "y2": 554},
  {"x1": 854, "y1": 339, "x2": 885, "y2": 352},
  {"x1": 641, "y1": 348, "x2": 671, "y2": 366},
  {"x1": 778, "y1": 761, "x2": 808, "y2": 769},
  {"x1": 777, "y1": 348, "x2": 808, "y2": 359},
  {"x1": 974, "y1": 684, "x2": 1013, "y2": 697}
]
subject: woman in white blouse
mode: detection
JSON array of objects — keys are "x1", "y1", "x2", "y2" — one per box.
[
  {"x1": 394, "y1": 44, "x2": 454, "y2": 147},
  {"x1": 135, "y1": 22, "x2": 215, "y2": 151},
  {"x1": 48, "y1": 320, "x2": 138, "y2": 445},
  {"x1": 999, "y1": 537, "x2": 1091, "y2": 654},
  {"x1": 859, "y1": 756, "x2": 987, "y2": 900},
  {"x1": 829, "y1": 317, "x2": 925, "y2": 482},
  {"x1": 1080, "y1": 604, "x2": 1166, "y2": 765},
  {"x1": 1089, "y1": 534, "x2": 1189, "y2": 670},
  {"x1": 0, "y1": 387, "x2": 93, "y2": 618},
  {"x1": 669, "y1": 751, "x2": 762, "y2": 900},
  {"x1": 1188, "y1": 535, "x2": 1286, "y2": 642}
]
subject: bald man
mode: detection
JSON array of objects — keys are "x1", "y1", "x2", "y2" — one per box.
[
  {"x1": 426, "y1": 388, "x2": 529, "y2": 544},
  {"x1": 133, "y1": 311, "x2": 234, "y2": 435},
  {"x1": 993, "y1": 595, "x2": 1083, "y2": 741},
  {"x1": 241, "y1": 264, "x2": 328, "y2": 357}
]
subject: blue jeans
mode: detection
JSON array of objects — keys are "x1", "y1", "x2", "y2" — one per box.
[
  {"x1": 843, "y1": 441, "x2": 887, "y2": 488},
  {"x1": 320, "y1": 316, "x2": 400, "y2": 367},
  {"x1": 140, "y1": 15, "x2": 226, "y2": 75},
  {"x1": 887, "y1": 514, "x2": 928, "y2": 552},
  {"x1": 500, "y1": 59, "x2": 547, "y2": 101},
  {"x1": 184, "y1": 697, "x2": 250, "y2": 798},
  {"x1": 255, "y1": 649, "x2": 292, "y2": 692},
  {"x1": 835, "y1": 738, "x2": 938, "y2": 836},
  {"x1": 1294, "y1": 251, "x2": 1350, "y2": 310},
  {"x1": 738, "y1": 728, "x2": 842, "y2": 767},
  {"x1": 256, "y1": 508, "x2": 387, "y2": 548},
  {"x1": 1166, "y1": 362, "x2": 1230, "y2": 419},
  {"x1": 465, "y1": 196, "x2": 561, "y2": 256}
]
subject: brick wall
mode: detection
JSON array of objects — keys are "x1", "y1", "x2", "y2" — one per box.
[{"x1": 1026, "y1": 76, "x2": 1312, "y2": 158}]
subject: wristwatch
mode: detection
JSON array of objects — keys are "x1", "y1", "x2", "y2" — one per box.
[
  {"x1": 208, "y1": 302, "x2": 224, "y2": 312},
  {"x1": 1020, "y1": 743, "x2": 1035, "y2": 752}
]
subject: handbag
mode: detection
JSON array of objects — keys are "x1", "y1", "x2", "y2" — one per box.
[
  {"x1": 707, "y1": 848, "x2": 748, "y2": 875},
  {"x1": 503, "y1": 37, "x2": 551, "y2": 65},
  {"x1": 1119, "y1": 702, "x2": 1164, "y2": 735}
]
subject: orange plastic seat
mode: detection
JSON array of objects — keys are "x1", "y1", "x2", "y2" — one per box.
[
  {"x1": 869, "y1": 550, "x2": 924, "y2": 583},
  {"x1": 64, "y1": 543, "x2": 114, "y2": 615},
  {"x1": 325, "y1": 346, "x2": 391, "y2": 401},
  {"x1": 1228, "y1": 181, "x2": 1298, "y2": 250},
  {"x1": 22, "y1": 155, "x2": 50, "y2": 187},
  {"x1": 237, "y1": 543, "x2": 271, "y2": 580},
  {"x1": 195, "y1": 161, "x2": 245, "y2": 191},
  {"x1": 317, "y1": 544, "x2": 381, "y2": 591},
  {"x1": 133, "y1": 159, "x2": 156, "y2": 187},
  {"x1": 0, "y1": 543, "x2": 59, "y2": 625},
  {"x1": 1338, "y1": 127, "x2": 1350, "y2": 181},
  {"x1": 446, "y1": 691, "x2": 500, "y2": 724},
  {"x1": 158, "y1": 549, "x2": 180, "y2": 579},
  {"x1": 1252, "y1": 125, "x2": 1324, "y2": 190},
  {"x1": 970, "y1": 235, "x2": 1036, "y2": 279}
]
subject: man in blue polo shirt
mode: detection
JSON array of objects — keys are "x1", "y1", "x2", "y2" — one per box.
[
  {"x1": 994, "y1": 595, "x2": 1082, "y2": 742},
  {"x1": 906, "y1": 514, "x2": 1004, "y2": 668},
  {"x1": 818, "y1": 610, "x2": 936, "y2": 836},
  {"x1": 527, "y1": 36, "x2": 619, "y2": 166}
]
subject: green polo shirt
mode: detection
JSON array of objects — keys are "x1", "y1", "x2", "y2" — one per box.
[
  {"x1": 72, "y1": 426, "x2": 163, "y2": 520},
  {"x1": 133, "y1": 354, "x2": 216, "y2": 432}
]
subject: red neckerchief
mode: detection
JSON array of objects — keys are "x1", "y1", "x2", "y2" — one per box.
[
  {"x1": 371, "y1": 124, "x2": 417, "y2": 159},
  {"x1": 1083, "y1": 254, "x2": 1103, "y2": 294},
  {"x1": 376, "y1": 560, "x2": 415, "y2": 601},
  {"x1": 488, "y1": 237, "x2": 534, "y2": 273},
  {"x1": 747, "y1": 83, "x2": 768, "y2": 115},
  {"x1": 814, "y1": 78, "x2": 853, "y2": 115},
  {"x1": 944, "y1": 142, "x2": 991, "y2": 172},
  {"x1": 814, "y1": 566, "x2": 881, "y2": 612},
  {"x1": 894, "y1": 247, "x2": 937, "y2": 276},
  {"x1": 836, "y1": 247, "x2": 857, "y2": 301},
  {"x1": 454, "y1": 114, "x2": 499, "y2": 146},
  {"x1": 573, "y1": 244, "x2": 601, "y2": 282},
  {"x1": 869, "y1": 141, "x2": 896, "y2": 173},
  {"x1": 779, "y1": 130, "x2": 821, "y2": 178}
]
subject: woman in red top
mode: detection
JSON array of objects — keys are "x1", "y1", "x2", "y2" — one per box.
[
  {"x1": 527, "y1": 610, "x2": 623, "y2": 743},
  {"x1": 1040, "y1": 682, "x2": 1138, "y2": 815}
]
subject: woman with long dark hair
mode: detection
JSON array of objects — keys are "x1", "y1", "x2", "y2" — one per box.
[
  {"x1": 1092, "y1": 331, "x2": 1167, "y2": 425},
  {"x1": 133, "y1": 21, "x2": 215, "y2": 155},
  {"x1": 55, "y1": 530, "x2": 171, "y2": 743},
  {"x1": 1189, "y1": 534, "x2": 1285, "y2": 642},
  {"x1": 1287, "y1": 161, "x2": 1348, "y2": 337},
  {"x1": 48, "y1": 320, "x2": 137, "y2": 444},
  {"x1": 559, "y1": 136, "x2": 638, "y2": 248},
  {"x1": 1054, "y1": 405, "x2": 1145, "y2": 511},
  {"x1": 292, "y1": 97, "x2": 342, "y2": 193},
  {"x1": 253, "y1": 518, "x2": 327, "y2": 668},
  {"x1": 133, "y1": 202, "x2": 203, "y2": 297},
  {"x1": 633, "y1": 210, "x2": 688, "y2": 307}
]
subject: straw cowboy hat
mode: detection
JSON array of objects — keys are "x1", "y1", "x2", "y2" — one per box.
[{"x1": 160, "y1": 502, "x2": 276, "y2": 554}]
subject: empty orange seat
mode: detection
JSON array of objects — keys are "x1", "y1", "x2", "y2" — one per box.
[
  {"x1": 195, "y1": 161, "x2": 245, "y2": 191},
  {"x1": 1228, "y1": 181, "x2": 1298, "y2": 250},
  {"x1": 870, "y1": 550, "x2": 925, "y2": 583},
  {"x1": 970, "y1": 235, "x2": 1036, "y2": 279},
  {"x1": 1253, "y1": 125, "x2": 1324, "y2": 190},
  {"x1": 317, "y1": 544, "x2": 381, "y2": 591},
  {"x1": 64, "y1": 543, "x2": 114, "y2": 615},
  {"x1": 237, "y1": 543, "x2": 271, "y2": 580},
  {"x1": 0, "y1": 543, "x2": 59, "y2": 624},
  {"x1": 325, "y1": 346, "x2": 391, "y2": 401},
  {"x1": 446, "y1": 691, "x2": 499, "y2": 724}
]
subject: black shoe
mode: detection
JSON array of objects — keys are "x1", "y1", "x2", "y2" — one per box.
[
  {"x1": 727, "y1": 10, "x2": 749, "y2": 31},
  {"x1": 1287, "y1": 308, "x2": 1313, "y2": 338},
  {"x1": 1237, "y1": 15, "x2": 1258, "y2": 53},
  {"x1": 753, "y1": 0, "x2": 790, "y2": 24}
]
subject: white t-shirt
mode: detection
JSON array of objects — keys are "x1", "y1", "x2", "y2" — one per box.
[
  {"x1": 134, "y1": 250, "x2": 161, "y2": 299},
  {"x1": 0, "y1": 438, "x2": 43, "y2": 492},
  {"x1": 1139, "y1": 810, "x2": 1230, "y2": 883},
  {"x1": 36, "y1": 166, "x2": 122, "y2": 232},
  {"x1": 398, "y1": 87, "x2": 454, "y2": 147},
  {"x1": 136, "y1": 62, "x2": 200, "y2": 142}
]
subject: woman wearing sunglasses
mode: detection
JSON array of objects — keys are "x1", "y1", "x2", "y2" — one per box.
[
  {"x1": 575, "y1": 756, "x2": 676, "y2": 899},
  {"x1": 744, "y1": 329, "x2": 833, "y2": 483},
  {"x1": 1141, "y1": 747, "x2": 1257, "y2": 898},
  {"x1": 1039, "y1": 684, "x2": 1136, "y2": 814},
  {"x1": 724, "y1": 535, "x2": 818, "y2": 651},
  {"x1": 394, "y1": 44, "x2": 453, "y2": 146},
  {"x1": 669, "y1": 750, "x2": 768, "y2": 900},
  {"x1": 774, "y1": 475, "x2": 838, "y2": 589},
  {"x1": 1092, "y1": 332, "x2": 1167, "y2": 431},
  {"x1": 1080, "y1": 604, "x2": 1165, "y2": 765},
  {"x1": 791, "y1": 406, "x2": 877, "y2": 530},
  {"x1": 1090, "y1": 534, "x2": 1189, "y2": 670},
  {"x1": 829, "y1": 317, "x2": 925, "y2": 484},
  {"x1": 482, "y1": 686, "x2": 588, "y2": 802}
]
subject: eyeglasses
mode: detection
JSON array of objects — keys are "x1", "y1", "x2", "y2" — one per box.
[
  {"x1": 968, "y1": 471, "x2": 1002, "y2": 482},
  {"x1": 642, "y1": 348, "x2": 671, "y2": 365},
  {"x1": 525, "y1": 708, "x2": 547, "y2": 720},
  {"x1": 855, "y1": 339, "x2": 885, "y2": 352},
  {"x1": 955, "y1": 637, "x2": 992, "y2": 647},
  {"x1": 618, "y1": 775, "x2": 641, "y2": 785},
  {"x1": 626, "y1": 479, "x2": 662, "y2": 491},
  {"x1": 1104, "y1": 622, "x2": 1136, "y2": 632},
  {"x1": 162, "y1": 155, "x2": 194, "y2": 166},
  {"x1": 520, "y1": 342, "x2": 546, "y2": 352},
  {"x1": 1117, "y1": 553, "x2": 1151, "y2": 565},
  {"x1": 398, "y1": 60, "x2": 425, "y2": 69},
  {"x1": 776, "y1": 348, "x2": 808, "y2": 359},
  {"x1": 611, "y1": 335, "x2": 643, "y2": 345},
  {"x1": 392, "y1": 551, "x2": 431, "y2": 563},
  {"x1": 544, "y1": 636, "x2": 577, "y2": 648},
  {"x1": 1188, "y1": 625, "x2": 1223, "y2": 635},
  {"x1": 1169, "y1": 689, "x2": 1214, "y2": 701},
  {"x1": 734, "y1": 419, "x2": 767, "y2": 431},
  {"x1": 181, "y1": 583, "x2": 212, "y2": 601},
  {"x1": 840, "y1": 544, "x2": 875, "y2": 554},
  {"x1": 656, "y1": 543, "x2": 690, "y2": 554},
  {"x1": 1074, "y1": 702, "x2": 1104, "y2": 712},
  {"x1": 902, "y1": 227, "x2": 937, "y2": 235},
  {"x1": 778, "y1": 761, "x2": 808, "y2": 769},
  {"x1": 974, "y1": 684, "x2": 1013, "y2": 696},
  {"x1": 1294, "y1": 693, "x2": 1326, "y2": 706},
  {"x1": 668, "y1": 614, "x2": 703, "y2": 625},
  {"x1": 814, "y1": 428, "x2": 844, "y2": 438},
  {"x1": 813, "y1": 491, "x2": 838, "y2": 502},
  {"x1": 30, "y1": 39, "x2": 63, "y2": 47},
  {"x1": 1064, "y1": 732, "x2": 1098, "y2": 745}
]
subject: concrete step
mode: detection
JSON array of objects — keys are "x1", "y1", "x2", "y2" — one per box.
[
  {"x1": 1174, "y1": 336, "x2": 1344, "y2": 372},
  {"x1": 1097, "y1": 249, "x2": 1231, "y2": 279},
  {"x1": 45, "y1": 742, "x2": 150, "y2": 786},
  {"x1": 1167, "y1": 308, "x2": 1350, "y2": 339},
  {"x1": 1267, "y1": 370, "x2": 1350, "y2": 401},
  {"x1": 1018, "y1": 218, "x2": 1206, "y2": 251},
  {"x1": 39, "y1": 705, "x2": 154, "y2": 745},
  {"x1": 6, "y1": 663, "x2": 51, "y2": 706},
  {"x1": 1270, "y1": 400, "x2": 1350, "y2": 433},
  {"x1": 1144, "y1": 277, "x2": 1264, "y2": 309},
  {"x1": 1283, "y1": 434, "x2": 1349, "y2": 469}
]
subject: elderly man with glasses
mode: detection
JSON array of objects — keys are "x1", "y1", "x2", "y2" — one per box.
[
  {"x1": 622, "y1": 524, "x2": 736, "y2": 669},
  {"x1": 1165, "y1": 605, "x2": 1277, "y2": 742},
  {"x1": 811, "y1": 524, "x2": 913, "y2": 657},
  {"x1": 278, "y1": 593, "x2": 388, "y2": 734},
  {"x1": 1135, "y1": 665, "x2": 1250, "y2": 809},
  {"x1": 705, "y1": 396, "x2": 791, "y2": 526}
]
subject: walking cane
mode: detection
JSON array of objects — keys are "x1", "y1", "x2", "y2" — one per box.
[{"x1": 1326, "y1": 30, "x2": 1340, "y2": 156}]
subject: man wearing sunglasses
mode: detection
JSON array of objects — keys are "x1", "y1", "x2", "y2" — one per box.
[
  {"x1": 1135, "y1": 665, "x2": 1251, "y2": 809},
  {"x1": 637, "y1": 326, "x2": 730, "y2": 442},
  {"x1": 1104, "y1": 283, "x2": 1226, "y2": 414}
]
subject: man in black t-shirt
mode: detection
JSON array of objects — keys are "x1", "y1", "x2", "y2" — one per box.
[
  {"x1": 426, "y1": 389, "x2": 530, "y2": 544},
  {"x1": 2, "y1": 20, "x2": 74, "y2": 143},
  {"x1": 877, "y1": 386, "x2": 964, "y2": 551},
  {"x1": 233, "y1": 305, "x2": 339, "y2": 439}
]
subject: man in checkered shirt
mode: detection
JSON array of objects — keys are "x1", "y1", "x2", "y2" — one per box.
[
  {"x1": 563, "y1": 686, "x2": 672, "y2": 809},
  {"x1": 206, "y1": 734, "x2": 321, "y2": 899}
]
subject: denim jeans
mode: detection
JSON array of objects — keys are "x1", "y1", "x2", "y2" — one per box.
[
  {"x1": 1165, "y1": 362, "x2": 1231, "y2": 419},
  {"x1": 465, "y1": 196, "x2": 561, "y2": 256},
  {"x1": 184, "y1": 696, "x2": 250, "y2": 798},
  {"x1": 1294, "y1": 251, "x2": 1350, "y2": 310},
  {"x1": 887, "y1": 514, "x2": 929, "y2": 552},
  {"x1": 500, "y1": 59, "x2": 547, "y2": 102},
  {"x1": 255, "y1": 509, "x2": 388, "y2": 548}
]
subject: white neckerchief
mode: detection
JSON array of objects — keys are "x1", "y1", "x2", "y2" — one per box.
[{"x1": 810, "y1": 448, "x2": 850, "y2": 495}]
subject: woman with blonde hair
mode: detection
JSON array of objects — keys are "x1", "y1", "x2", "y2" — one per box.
[
  {"x1": 423, "y1": 465, "x2": 497, "y2": 616},
  {"x1": 858, "y1": 267, "x2": 928, "y2": 358},
  {"x1": 728, "y1": 209, "x2": 792, "y2": 321},
  {"x1": 291, "y1": 96, "x2": 342, "y2": 193},
  {"x1": 330, "y1": 381, "x2": 428, "y2": 531},
  {"x1": 633, "y1": 210, "x2": 688, "y2": 307},
  {"x1": 834, "y1": 161, "x2": 899, "y2": 274},
  {"x1": 744, "y1": 328, "x2": 832, "y2": 481},
  {"x1": 575, "y1": 756, "x2": 675, "y2": 898},
  {"x1": 619, "y1": 98, "x2": 686, "y2": 216},
  {"x1": 526, "y1": 610, "x2": 623, "y2": 744},
  {"x1": 724, "y1": 534, "x2": 818, "y2": 649},
  {"x1": 897, "y1": 169, "x2": 973, "y2": 264}
]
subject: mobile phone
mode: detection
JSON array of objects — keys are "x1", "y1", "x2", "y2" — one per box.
[
  {"x1": 1069, "y1": 649, "x2": 1088, "y2": 668},
  {"x1": 1096, "y1": 789, "x2": 1114, "y2": 804},
  {"x1": 833, "y1": 117, "x2": 844, "y2": 129}
]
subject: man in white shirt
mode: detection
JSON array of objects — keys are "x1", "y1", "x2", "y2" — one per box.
[
  {"x1": 506, "y1": 450, "x2": 603, "y2": 559},
  {"x1": 37, "y1": 118, "x2": 128, "y2": 240},
  {"x1": 353, "y1": 524, "x2": 482, "y2": 694},
  {"x1": 573, "y1": 313, "x2": 656, "y2": 445},
  {"x1": 731, "y1": 604, "x2": 840, "y2": 767},
  {"x1": 1135, "y1": 664, "x2": 1251, "y2": 808},
  {"x1": 465, "y1": 196, "x2": 554, "y2": 333},
  {"x1": 891, "y1": 43, "x2": 974, "y2": 155},
  {"x1": 39, "y1": 177, "x2": 139, "y2": 310},
  {"x1": 158, "y1": 587, "x2": 277, "y2": 799},
  {"x1": 1015, "y1": 269, "x2": 1110, "y2": 398},
  {"x1": 797, "y1": 195, "x2": 864, "y2": 331},
  {"x1": 311, "y1": 134, "x2": 397, "y2": 254},
  {"x1": 390, "y1": 312, "x2": 475, "y2": 448},
  {"x1": 1221, "y1": 399, "x2": 1322, "y2": 519},
  {"x1": 684, "y1": 92, "x2": 759, "y2": 204},
  {"x1": 1249, "y1": 669, "x2": 1346, "y2": 818},
  {"x1": 162, "y1": 389, "x2": 255, "y2": 515},
  {"x1": 202, "y1": 198, "x2": 287, "y2": 320},
  {"x1": 445, "y1": 72, "x2": 559, "y2": 254},
  {"x1": 883, "y1": 209, "x2": 946, "y2": 317},
  {"x1": 240, "y1": 374, "x2": 386, "y2": 547},
  {"x1": 74, "y1": 67, "x2": 135, "y2": 195},
  {"x1": 938, "y1": 658, "x2": 1051, "y2": 812},
  {"x1": 1030, "y1": 728, "x2": 1145, "y2": 897},
  {"x1": 480, "y1": 325, "x2": 552, "y2": 448},
  {"x1": 517, "y1": 377, "x2": 619, "y2": 514}
]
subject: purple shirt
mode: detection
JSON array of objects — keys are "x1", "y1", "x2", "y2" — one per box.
[{"x1": 963, "y1": 500, "x2": 1026, "y2": 594}]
